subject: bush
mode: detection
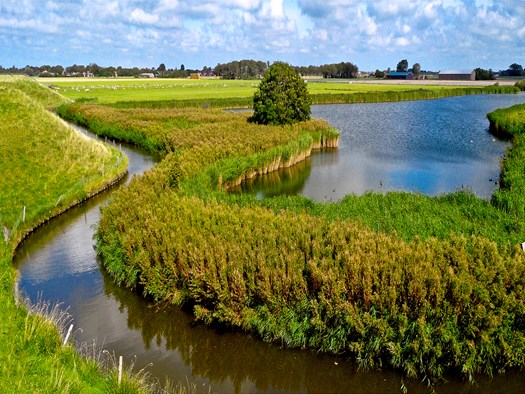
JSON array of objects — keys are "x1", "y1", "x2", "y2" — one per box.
[
  {"x1": 251, "y1": 62, "x2": 311, "y2": 125},
  {"x1": 515, "y1": 79, "x2": 525, "y2": 91}
]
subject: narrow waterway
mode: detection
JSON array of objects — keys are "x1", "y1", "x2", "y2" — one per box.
[{"x1": 15, "y1": 106, "x2": 525, "y2": 393}]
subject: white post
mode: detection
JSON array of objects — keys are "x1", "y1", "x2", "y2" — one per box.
[
  {"x1": 118, "y1": 356, "x2": 123, "y2": 385},
  {"x1": 22, "y1": 206, "x2": 26, "y2": 222},
  {"x1": 55, "y1": 195, "x2": 63, "y2": 207},
  {"x1": 63, "y1": 324, "x2": 73, "y2": 345}
]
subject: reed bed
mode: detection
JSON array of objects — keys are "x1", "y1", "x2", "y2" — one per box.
[{"x1": 60, "y1": 94, "x2": 525, "y2": 381}]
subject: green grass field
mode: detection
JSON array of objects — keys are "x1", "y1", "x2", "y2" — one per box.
[
  {"x1": 45, "y1": 77, "x2": 475, "y2": 104},
  {"x1": 0, "y1": 77, "x2": 154, "y2": 393}
]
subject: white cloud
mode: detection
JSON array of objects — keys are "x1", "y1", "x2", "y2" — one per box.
[
  {"x1": 261, "y1": 0, "x2": 284, "y2": 18},
  {"x1": 0, "y1": 0, "x2": 524, "y2": 71},
  {"x1": 130, "y1": 8, "x2": 160, "y2": 25},
  {"x1": 0, "y1": 16, "x2": 59, "y2": 33},
  {"x1": 396, "y1": 37, "x2": 410, "y2": 46}
]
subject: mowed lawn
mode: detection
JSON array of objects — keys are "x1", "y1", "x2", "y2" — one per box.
[{"x1": 43, "y1": 77, "x2": 465, "y2": 103}]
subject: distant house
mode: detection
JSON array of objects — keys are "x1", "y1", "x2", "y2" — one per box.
[
  {"x1": 387, "y1": 71, "x2": 415, "y2": 80},
  {"x1": 139, "y1": 73, "x2": 156, "y2": 78},
  {"x1": 438, "y1": 70, "x2": 475, "y2": 81}
]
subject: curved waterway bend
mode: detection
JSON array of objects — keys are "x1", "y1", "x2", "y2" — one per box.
[{"x1": 15, "y1": 122, "x2": 525, "y2": 393}]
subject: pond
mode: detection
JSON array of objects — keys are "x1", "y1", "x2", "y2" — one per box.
[
  {"x1": 236, "y1": 94, "x2": 525, "y2": 201},
  {"x1": 14, "y1": 97, "x2": 525, "y2": 393}
]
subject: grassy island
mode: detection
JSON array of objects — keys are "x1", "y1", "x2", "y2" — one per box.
[{"x1": 57, "y1": 88, "x2": 525, "y2": 383}]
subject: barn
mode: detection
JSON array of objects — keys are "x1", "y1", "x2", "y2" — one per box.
[
  {"x1": 387, "y1": 71, "x2": 415, "y2": 80},
  {"x1": 438, "y1": 70, "x2": 475, "y2": 81}
]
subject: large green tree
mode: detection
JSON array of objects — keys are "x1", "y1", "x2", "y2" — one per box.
[
  {"x1": 251, "y1": 62, "x2": 311, "y2": 125},
  {"x1": 396, "y1": 59, "x2": 409, "y2": 72}
]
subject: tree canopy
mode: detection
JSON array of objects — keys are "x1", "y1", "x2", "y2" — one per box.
[
  {"x1": 475, "y1": 67, "x2": 495, "y2": 80},
  {"x1": 251, "y1": 62, "x2": 311, "y2": 126},
  {"x1": 396, "y1": 59, "x2": 408, "y2": 72}
]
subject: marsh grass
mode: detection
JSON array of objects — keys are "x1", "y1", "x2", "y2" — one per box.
[{"x1": 61, "y1": 90, "x2": 525, "y2": 381}]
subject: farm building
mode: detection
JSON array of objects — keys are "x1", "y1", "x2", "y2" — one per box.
[
  {"x1": 438, "y1": 70, "x2": 475, "y2": 81},
  {"x1": 139, "y1": 73, "x2": 156, "y2": 78},
  {"x1": 387, "y1": 71, "x2": 415, "y2": 80}
]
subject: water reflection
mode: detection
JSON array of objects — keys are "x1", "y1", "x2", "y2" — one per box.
[
  {"x1": 240, "y1": 94, "x2": 525, "y2": 201},
  {"x1": 99, "y1": 267, "x2": 429, "y2": 394},
  {"x1": 231, "y1": 158, "x2": 313, "y2": 198}
]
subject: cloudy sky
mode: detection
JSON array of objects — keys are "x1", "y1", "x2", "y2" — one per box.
[{"x1": 0, "y1": 0, "x2": 524, "y2": 72}]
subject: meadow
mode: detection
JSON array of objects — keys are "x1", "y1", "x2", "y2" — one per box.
[
  {"x1": 45, "y1": 77, "x2": 518, "y2": 105},
  {"x1": 57, "y1": 86, "x2": 525, "y2": 383},
  {"x1": 0, "y1": 77, "x2": 155, "y2": 392}
]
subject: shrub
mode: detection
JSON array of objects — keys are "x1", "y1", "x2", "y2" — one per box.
[
  {"x1": 251, "y1": 62, "x2": 311, "y2": 125},
  {"x1": 515, "y1": 79, "x2": 525, "y2": 91}
]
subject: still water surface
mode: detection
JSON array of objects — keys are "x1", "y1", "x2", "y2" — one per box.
[
  {"x1": 239, "y1": 94, "x2": 525, "y2": 201},
  {"x1": 15, "y1": 98, "x2": 525, "y2": 393}
]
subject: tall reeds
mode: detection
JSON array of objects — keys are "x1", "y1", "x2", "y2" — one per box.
[{"x1": 61, "y1": 96, "x2": 525, "y2": 381}]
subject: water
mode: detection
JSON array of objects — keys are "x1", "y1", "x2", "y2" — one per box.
[
  {"x1": 238, "y1": 94, "x2": 525, "y2": 201},
  {"x1": 15, "y1": 101, "x2": 525, "y2": 393}
]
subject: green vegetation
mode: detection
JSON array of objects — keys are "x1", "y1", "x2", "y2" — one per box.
[
  {"x1": 58, "y1": 91, "x2": 525, "y2": 382},
  {"x1": 515, "y1": 79, "x2": 525, "y2": 91},
  {"x1": 0, "y1": 77, "x2": 149, "y2": 392},
  {"x1": 252, "y1": 62, "x2": 311, "y2": 125},
  {"x1": 488, "y1": 104, "x2": 525, "y2": 222},
  {"x1": 309, "y1": 85, "x2": 519, "y2": 105},
  {"x1": 46, "y1": 77, "x2": 519, "y2": 106}
]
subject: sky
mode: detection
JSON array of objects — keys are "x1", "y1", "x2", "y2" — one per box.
[{"x1": 0, "y1": 0, "x2": 524, "y2": 72}]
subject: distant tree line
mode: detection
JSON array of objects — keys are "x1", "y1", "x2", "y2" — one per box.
[
  {"x1": 214, "y1": 60, "x2": 359, "y2": 80},
  {"x1": 2, "y1": 60, "x2": 522, "y2": 80},
  {"x1": 475, "y1": 68, "x2": 496, "y2": 80},
  {"x1": 0, "y1": 60, "x2": 361, "y2": 80},
  {"x1": 214, "y1": 60, "x2": 268, "y2": 79},
  {"x1": 0, "y1": 63, "x2": 201, "y2": 78},
  {"x1": 294, "y1": 62, "x2": 359, "y2": 78},
  {"x1": 499, "y1": 63, "x2": 524, "y2": 77}
]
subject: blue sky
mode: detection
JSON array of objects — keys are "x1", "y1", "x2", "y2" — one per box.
[{"x1": 0, "y1": 0, "x2": 524, "y2": 72}]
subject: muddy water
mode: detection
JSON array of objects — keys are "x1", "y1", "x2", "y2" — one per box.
[{"x1": 15, "y1": 114, "x2": 525, "y2": 393}]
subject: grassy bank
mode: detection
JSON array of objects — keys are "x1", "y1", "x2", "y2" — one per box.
[
  {"x1": 488, "y1": 104, "x2": 525, "y2": 222},
  {"x1": 0, "y1": 77, "x2": 150, "y2": 392},
  {"x1": 59, "y1": 94, "x2": 525, "y2": 383}
]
